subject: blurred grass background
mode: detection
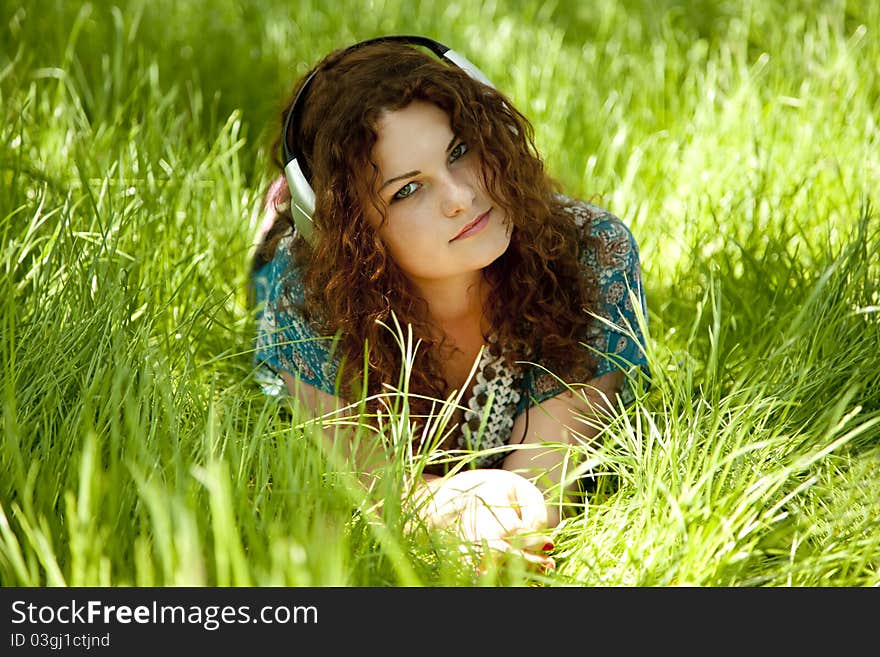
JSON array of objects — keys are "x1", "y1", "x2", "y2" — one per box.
[{"x1": 1, "y1": 0, "x2": 878, "y2": 586}]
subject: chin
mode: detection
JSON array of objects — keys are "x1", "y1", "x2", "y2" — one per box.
[{"x1": 476, "y1": 243, "x2": 511, "y2": 269}]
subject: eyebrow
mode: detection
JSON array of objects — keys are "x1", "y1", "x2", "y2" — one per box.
[{"x1": 379, "y1": 135, "x2": 459, "y2": 191}]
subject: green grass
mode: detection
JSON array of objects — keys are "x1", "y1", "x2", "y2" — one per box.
[{"x1": 1, "y1": 0, "x2": 878, "y2": 586}]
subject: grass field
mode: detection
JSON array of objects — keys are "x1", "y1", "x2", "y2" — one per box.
[{"x1": 1, "y1": 0, "x2": 878, "y2": 586}]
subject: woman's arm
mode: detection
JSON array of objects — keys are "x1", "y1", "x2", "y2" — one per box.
[
  {"x1": 279, "y1": 371, "x2": 389, "y2": 476},
  {"x1": 280, "y1": 372, "x2": 555, "y2": 568},
  {"x1": 503, "y1": 370, "x2": 624, "y2": 527}
]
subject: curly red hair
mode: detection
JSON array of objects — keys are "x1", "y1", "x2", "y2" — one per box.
[{"x1": 261, "y1": 41, "x2": 599, "y2": 418}]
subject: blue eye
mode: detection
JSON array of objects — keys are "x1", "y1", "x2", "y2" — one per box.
[
  {"x1": 392, "y1": 181, "x2": 419, "y2": 201},
  {"x1": 449, "y1": 142, "x2": 468, "y2": 162}
]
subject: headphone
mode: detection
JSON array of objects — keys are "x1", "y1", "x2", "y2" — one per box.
[{"x1": 281, "y1": 35, "x2": 497, "y2": 244}]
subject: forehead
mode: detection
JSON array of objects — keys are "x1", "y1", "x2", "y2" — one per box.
[{"x1": 372, "y1": 101, "x2": 453, "y2": 167}]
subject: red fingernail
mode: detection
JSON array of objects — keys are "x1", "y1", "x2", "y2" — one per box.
[{"x1": 543, "y1": 542, "x2": 554, "y2": 552}]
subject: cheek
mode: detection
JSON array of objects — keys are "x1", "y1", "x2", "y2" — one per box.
[
  {"x1": 381, "y1": 207, "x2": 430, "y2": 243},
  {"x1": 380, "y1": 220, "x2": 439, "y2": 268},
  {"x1": 464, "y1": 155, "x2": 490, "y2": 188},
  {"x1": 383, "y1": 227, "x2": 432, "y2": 263}
]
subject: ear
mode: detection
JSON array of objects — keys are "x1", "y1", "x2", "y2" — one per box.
[{"x1": 266, "y1": 174, "x2": 291, "y2": 210}]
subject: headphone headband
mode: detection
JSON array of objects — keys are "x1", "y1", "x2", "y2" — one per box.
[{"x1": 281, "y1": 35, "x2": 495, "y2": 244}]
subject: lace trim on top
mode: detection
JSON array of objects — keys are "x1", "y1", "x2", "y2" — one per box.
[{"x1": 457, "y1": 337, "x2": 523, "y2": 469}]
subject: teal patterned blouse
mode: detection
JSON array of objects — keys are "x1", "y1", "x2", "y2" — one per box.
[{"x1": 251, "y1": 197, "x2": 650, "y2": 467}]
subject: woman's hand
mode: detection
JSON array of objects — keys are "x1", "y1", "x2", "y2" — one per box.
[{"x1": 412, "y1": 469, "x2": 555, "y2": 572}]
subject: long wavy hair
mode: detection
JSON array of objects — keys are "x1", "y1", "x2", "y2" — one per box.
[{"x1": 260, "y1": 40, "x2": 599, "y2": 419}]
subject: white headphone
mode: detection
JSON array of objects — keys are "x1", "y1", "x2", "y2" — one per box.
[{"x1": 281, "y1": 35, "x2": 496, "y2": 244}]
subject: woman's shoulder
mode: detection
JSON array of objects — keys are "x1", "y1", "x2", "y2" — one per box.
[
  {"x1": 556, "y1": 194, "x2": 639, "y2": 258},
  {"x1": 558, "y1": 193, "x2": 612, "y2": 224},
  {"x1": 250, "y1": 231, "x2": 306, "y2": 315}
]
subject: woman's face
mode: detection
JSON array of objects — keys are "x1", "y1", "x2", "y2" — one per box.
[{"x1": 363, "y1": 100, "x2": 511, "y2": 292}]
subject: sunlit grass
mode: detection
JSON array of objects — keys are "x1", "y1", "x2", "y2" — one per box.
[{"x1": 0, "y1": 0, "x2": 878, "y2": 586}]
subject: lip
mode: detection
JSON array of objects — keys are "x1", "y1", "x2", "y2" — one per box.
[{"x1": 449, "y1": 208, "x2": 491, "y2": 242}]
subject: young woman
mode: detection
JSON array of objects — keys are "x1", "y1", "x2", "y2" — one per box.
[{"x1": 250, "y1": 36, "x2": 649, "y2": 570}]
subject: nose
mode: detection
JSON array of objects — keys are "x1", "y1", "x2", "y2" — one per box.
[{"x1": 440, "y1": 172, "x2": 475, "y2": 217}]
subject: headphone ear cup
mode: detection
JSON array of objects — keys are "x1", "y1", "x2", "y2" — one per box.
[{"x1": 284, "y1": 158, "x2": 317, "y2": 244}]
